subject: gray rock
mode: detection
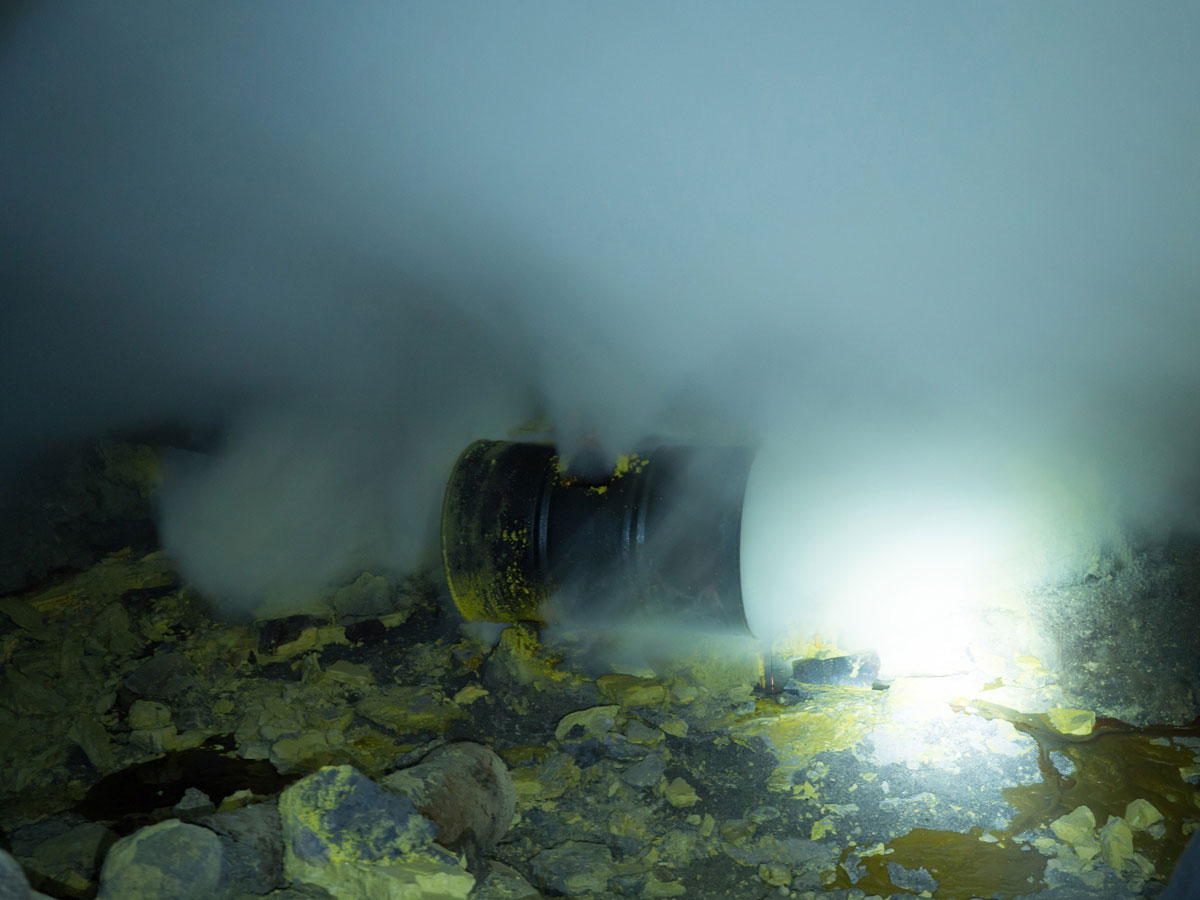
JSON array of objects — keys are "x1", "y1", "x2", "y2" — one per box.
[
  {"x1": 530, "y1": 841, "x2": 614, "y2": 896},
  {"x1": 195, "y1": 800, "x2": 283, "y2": 894},
  {"x1": 331, "y1": 572, "x2": 414, "y2": 621},
  {"x1": 123, "y1": 650, "x2": 196, "y2": 699},
  {"x1": 620, "y1": 752, "x2": 665, "y2": 788},
  {"x1": 0, "y1": 849, "x2": 32, "y2": 900},
  {"x1": 21, "y1": 821, "x2": 117, "y2": 893},
  {"x1": 471, "y1": 860, "x2": 544, "y2": 899},
  {"x1": 96, "y1": 819, "x2": 265, "y2": 900},
  {"x1": 887, "y1": 861, "x2": 939, "y2": 893},
  {"x1": 600, "y1": 732, "x2": 646, "y2": 761},
  {"x1": 233, "y1": 887, "x2": 333, "y2": 900},
  {"x1": 282, "y1": 766, "x2": 435, "y2": 865}
]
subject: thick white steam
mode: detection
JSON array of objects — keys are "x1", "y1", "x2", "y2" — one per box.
[{"x1": 2, "y1": 3, "x2": 1198, "y2": 620}]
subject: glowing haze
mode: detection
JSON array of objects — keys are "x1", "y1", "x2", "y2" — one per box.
[{"x1": 2, "y1": 4, "x2": 1199, "y2": 632}]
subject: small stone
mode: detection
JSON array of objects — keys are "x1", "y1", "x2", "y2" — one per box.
[
  {"x1": 1047, "y1": 708, "x2": 1096, "y2": 736},
  {"x1": 621, "y1": 753, "x2": 666, "y2": 788},
  {"x1": 624, "y1": 719, "x2": 664, "y2": 746},
  {"x1": 670, "y1": 681, "x2": 698, "y2": 704},
  {"x1": 1129, "y1": 852, "x2": 1155, "y2": 876},
  {"x1": 89, "y1": 603, "x2": 145, "y2": 658},
  {"x1": 719, "y1": 819, "x2": 756, "y2": 845},
  {"x1": 331, "y1": 572, "x2": 410, "y2": 620},
  {"x1": 555, "y1": 705, "x2": 620, "y2": 743},
  {"x1": 600, "y1": 731, "x2": 645, "y2": 760},
  {"x1": 758, "y1": 862, "x2": 791, "y2": 887},
  {"x1": 699, "y1": 814, "x2": 716, "y2": 837},
  {"x1": 597, "y1": 674, "x2": 668, "y2": 707},
  {"x1": 1049, "y1": 805, "x2": 1096, "y2": 846},
  {"x1": 163, "y1": 729, "x2": 209, "y2": 752},
  {"x1": 642, "y1": 868, "x2": 687, "y2": 897},
  {"x1": 270, "y1": 730, "x2": 331, "y2": 770},
  {"x1": 810, "y1": 817, "x2": 835, "y2": 841},
  {"x1": 887, "y1": 862, "x2": 938, "y2": 894},
  {"x1": 130, "y1": 725, "x2": 176, "y2": 754},
  {"x1": 530, "y1": 841, "x2": 613, "y2": 895},
  {"x1": 356, "y1": 686, "x2": 462, "y2": 735},
  {"x1": 68, "y1": 715, "x2": 115, "y2": 771},
  {"x1": 174, "y1": 788, "x2": 214, "y2": 814},
  {"x1": 511, "y1": 752, "x2": 580, "y2": 802},
  {"x1": 452, "y1": 684, "x2": 488, "y2": 705},
  {"x1": 128, "y1": 700, "x2": 171, "y2": 730},
  {"x1": 320, "y1": 660, "x2": 373, "y2": 690},
  {"x1": 660, "y1": 718, "x2": 688, "y2": 737},
  {"x1": 473, "y1": 860, "x2": 542, "y2": 899},
  {"x1": 1072, "y1": 836, "x2": 1101, "y2": 861},
  {"x1": 123, "y1": 651, "x2": 196, "y2": 700},
  {"x1": 212, "y1": 698, "x2": 234, "y2": 715},
  {"x1": 663, "y1": 777, "x2": 699, "y2": 808},
  {"x1": 1100, "y1": 816, "x2": 1134, "y2": 870},
  {"x1": 1125, "y1": 798, "x2": 1164, "y2": 832},
  {"x1": 608, "y1": 810, "x2": 649, "y2": 840}
]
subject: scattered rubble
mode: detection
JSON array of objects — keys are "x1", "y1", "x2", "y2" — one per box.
[{"x1": 1, "y1": 442, "x2": 1199, "y2": 899}]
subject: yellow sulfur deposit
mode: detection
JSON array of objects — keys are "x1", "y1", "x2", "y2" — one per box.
[{"x1": 1047, "y1": 708, "x2": 1096, "y2": 736}]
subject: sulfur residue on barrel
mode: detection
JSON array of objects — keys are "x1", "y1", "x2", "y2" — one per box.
[{"x1": 440, "y1": 439, "x2": 753, "y2": 631}]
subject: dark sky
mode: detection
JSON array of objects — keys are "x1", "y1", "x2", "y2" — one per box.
[{"x1": 2, "y1": 3, "x2": 1199, "y2": 617}]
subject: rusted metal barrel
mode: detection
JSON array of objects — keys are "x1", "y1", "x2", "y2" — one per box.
[{"x1": 440, "y1": 439, "x2": 753, "y2": 631}]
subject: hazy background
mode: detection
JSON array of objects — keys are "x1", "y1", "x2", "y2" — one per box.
[{"x1": 2, "y1": 3, "x2": 1198, "y2": 641}]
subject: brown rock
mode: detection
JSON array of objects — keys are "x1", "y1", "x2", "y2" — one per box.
[{"x1": 382, "y1": 742, "x2": 516, "y2": 873}]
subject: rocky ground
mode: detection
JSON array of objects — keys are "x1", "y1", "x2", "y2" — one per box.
[{"x1": 0, "y1": 441, "x2": 1198, "y2": 900}]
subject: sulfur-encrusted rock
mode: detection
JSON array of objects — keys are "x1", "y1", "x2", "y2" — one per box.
[
  {"x1": 1126, "y1": 798, "x2": 1164, "y2": 832},
  {"x1": 641, "y1": 868, "x2": 687, "y2": 898},
  {"x1": 279, "y1": 765, "x2": 473, "y2": 900},
  {"x1": 1050, "y1": 805, "x2": 1096, "y2": 848},
  {"x1": 356, "y1": 687, "x2": 462, "y2": 736},
  {"x1": 663, "y1": 777, "x2": 700, "y2": 808},
  {"x1": 624, "y1": 719, "x2": 664, "y2": 746},
  {"x1": 554, "y1": 705, "x2": 620, "y2": 743},
  {"x1": 1047, "y1": 708, "x2": 1095, "y2": 736},
  {"x1": 320, "y1": 660, "x2": 374, "y2": 690},
  {"x1": 510, "y1": 752, "x2": 580, "y2": 805},
  {"x1": 597, "y1": 674, "x2": 667, "y2": 707},
  {"x1": 529, "y1": 841, "x2": 613, "y2": 896},
  {"x1": 1100, "y1": 816, "x2": 1134, "y2": 870},
  {"x1": 758, "y1": 862, "x2": 792, "y2": 887}
]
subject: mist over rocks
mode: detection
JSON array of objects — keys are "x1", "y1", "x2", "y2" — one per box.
[{"x1": 2, "y1": 3, "x2": 1199, "y2": 615}]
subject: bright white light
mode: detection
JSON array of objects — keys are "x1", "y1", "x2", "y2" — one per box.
[
  {"x1": 826, "y1": 523, "x2": 988, "y2": 677},
  {"x1": 740, "y1": 439, "x2": 1034, "y2": 677}
]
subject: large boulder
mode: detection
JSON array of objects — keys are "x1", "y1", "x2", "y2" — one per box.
[{"x1": 279, "y1": 765, "x2": 474, "y2": 900}]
